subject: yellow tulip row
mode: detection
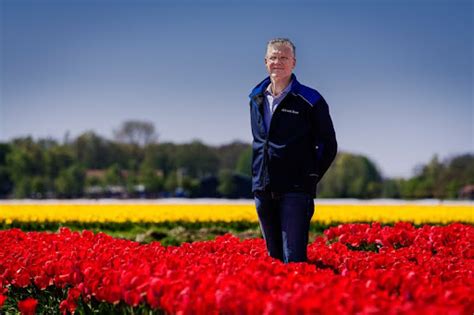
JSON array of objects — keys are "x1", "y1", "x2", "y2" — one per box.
[{"x1": 0, "y1": 203, "x2": 472, "y2": 225}]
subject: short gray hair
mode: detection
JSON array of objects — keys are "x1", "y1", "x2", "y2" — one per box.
[{"x1": 266, "y1": 38, "x2": 296, "y2": 57}]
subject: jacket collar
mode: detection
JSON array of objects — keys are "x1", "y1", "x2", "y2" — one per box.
[{"x1": 249, "y1": 73, "x2": 302, "y2": 99}]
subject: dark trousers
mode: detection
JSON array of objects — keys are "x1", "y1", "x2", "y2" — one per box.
[{"x1": 254, "y1": 191, "x2": 315, "y2": 263}]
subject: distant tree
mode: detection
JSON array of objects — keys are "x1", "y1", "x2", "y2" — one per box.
[
  {"x1": 6, "y1": 139, "x2": 45, "y2": 197},
  {"x1": 0, "y1": 143, "x2": 11, "y2": 166},
  {"x1": 8, "y1": 137, "x2": 45, "y2": 178},
  {"x1": 215, "y1": 141, "x2": 250, "y2": 171},
  {"x1": 445, "y1": 180, "x2": 462, "y2": 199},
  {"x1": 438, "y1": 154, "x2": 473, "y2": 199},
  {"x1": 44, "y1": 145, "x2": 75, "y2": 179},
  {"x1": 104, "y1": 163, "x2": 124, "y2": 186},
  {"x1": 175, "y1": 140, "x2": 219, "y2": 178},
  {"x1": 235, "y1": 147, "x2": 252, "y2": 177},
  {"x1": 85, "y1": 175, "x2": 104, "y2": 187},
  {"x1": 30, "y1": 176, "x2": 48, "y2": 198},
  {"x1": 0, "y1": 166, "x2": 12, "y2": 197},
  {"x1": 142, "y1": 143, "x2": 177, "y2": 177},
  {"x1": 4, "y1": 130, "x2": 471, "y2": 200},
  {"x1": 123, "y1": 172, "x2": 138, "y2": 196},
  {"x1": 14, "y1": 178, "x2": 32, "y2": 198},
  {"x1": 318, "y1": 152, "x2": 382, "y2": 198},
  {"x1": 72, "y1": 131, "x2": 113, "y2": 169},
  {"x1": 113, "y1": 120, "x2": 158, "y2": 147},
  {"x1": 381, "y1": 178, "x2": 403, "y2": 198},
  {"x1": 404, "y1": 155, "x2": 444, "y2": 198},
  {"x1": 399, "y1": 178, "x2": 415, "y2": 199},
  {"x1": 164, "y1": 171, "x2": 178, "y2": 193},
  {"x1": 218, "y1": 170, "x2": 252, "y2": 199},
  {"x1": 194, "y1": 176, "x2": 219, "y2": 198},
  {"x1": 182, "y1": 176, "x2": 200, "y2": 197},
  {"x1": 0, "y1": 143, "x2": 13, "y2": 197},
  {"x1": 55, "y1": 164, "x2": 85, "y2": 198},
  {"x1": 139, "y1": 164, "x2": 164, "y2": 196},
  {"x1": 36, "y1": 137, "x2": 58, "y2": 150},
  {"x1": 399, "y1": 154, "x2": 473, "y2": 199},
  {"x1": 218, "y1": 170, "x2": 236, "y2": 198},
  {"x1": 111, "y1": 142, "x2": 139, "y2": 170}
]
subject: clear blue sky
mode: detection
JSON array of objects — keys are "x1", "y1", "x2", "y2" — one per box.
[{"x1": 1, "y1": 0, "x2": 472, "y2": 178}]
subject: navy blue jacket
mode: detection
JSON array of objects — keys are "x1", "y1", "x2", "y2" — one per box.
[{"x1": 249, "y1": 74, "x2": 337, "y2": 197}]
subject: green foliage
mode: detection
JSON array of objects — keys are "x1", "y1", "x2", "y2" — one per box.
[
  {"x1": 113, "y1": 120, "x2": 158, "y2": 147},
  {"x1": 55, "y1": 165, "x2": 85, "y2": 198},
  {"x1": 143, "y1": 142, "x2": 177, "y2": 177},
  {"x1": 218, "y1": 170, "x2": 252, "y2": 198},
  {"x1": 175, "y1": 140, "x2": 219, "y2": 178},
  {"x1": 5, "y1": 139, "x2": 51, "y2": 198},
  {"x1": 235, "y1": 146, "x2": 252, "y2": 177},
  {"x1": 86, "y1": 175, "x2": 104, "y2": 187},
  {"x1": 1, "y1": 131, "x2": 472, "y2": 199},
  {"x1": 399, "y1": 154, "x2": 474, "y2": 199},
  {"x1": 72, "y1": 131, "x2": 112, "y2": 169},
  {"x1": 0, "y1": 165, "x2": 13, "y2": 197},
  {"x1": 218, "y1": 170, "x2": 235, "y2": 197},
  {"x1": 6, "y1": 138, "x2": 44, "y2": 183},
  {"x1": 13, "y1": 178, "x2": 33, "y2": 198},
  {"x1": 44, "y1": 145, "x2": 75, "y2": 179},
  {"x1": 164, "y1": 171, "x2": 178, "y2": 192},
  {"x1": 2, "y1": 284, "x2": 68, "y2": 314},
  {"x1": 139, "y1": 164, "x2": 164, "y2": 194},
  {"x1": 0, "y1": 143, "x2": 13, "y2": 196},
  {"x1": 3, "y1": 284, "x2": 165, "y2": 315},
  {"x1": 195, "y1": 176, "x2": 219, "y2": 198},
  {"x1": 381, "y1": 179, "x2": 403, "y2": 198},
  {"x1": 0, "y1": 143, "x2": 12, "y2": 165},
  {"x1": 318, "y1": 152, "x2": 382, "y2": 199},
  {"x1": 105, "y1": 163, "x2": 124, "y2": 186},
  {"x1": 215, "y1": 141, "x2": 250, "y2": 171},
  {"x1": 0, "y1": 220, "x2": 334, "y2": 246},
  {"x1": 30, "y1": 176, "x2": 49, "y2": 198},
  {"x1": 181, "y1": 176, "x2": 200, "y2": 197}
]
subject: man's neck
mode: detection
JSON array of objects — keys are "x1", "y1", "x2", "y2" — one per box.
[{"x1": 270, "y1": 76, "x2": 292, "y2": 96}]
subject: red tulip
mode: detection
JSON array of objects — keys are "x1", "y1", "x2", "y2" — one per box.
[
  {"x1": 0, "y1": 223, "x2": 473, "y2": 314},
  {"x1": 0, "y1": 294, "x2": 6, "y2": 307},
  {"x1": 18, "y1": 298, "x2": 38, "y2": 315}
]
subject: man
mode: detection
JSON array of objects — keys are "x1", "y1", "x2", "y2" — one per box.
[{"x1": 249, "y1": 38, "x2": 337, "y2": 263}]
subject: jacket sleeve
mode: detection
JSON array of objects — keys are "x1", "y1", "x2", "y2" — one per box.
[{"x1": 311, "y1": 96, "x2": 337, "y2": 183}]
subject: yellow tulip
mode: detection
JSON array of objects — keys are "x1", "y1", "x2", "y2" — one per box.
[{"x1": 0, "y1": 202, "x2": 472, "y2": 224}]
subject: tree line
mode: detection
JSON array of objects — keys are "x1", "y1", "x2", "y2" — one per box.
[{"x1": 0, "y1": 121, "x2": 472, "y2": 199}]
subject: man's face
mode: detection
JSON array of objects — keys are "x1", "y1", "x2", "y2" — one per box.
[{"x1": 265, "y1": 44, "x2": 296, "y2": 80}]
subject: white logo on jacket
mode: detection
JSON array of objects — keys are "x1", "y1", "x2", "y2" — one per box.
[{"x1": 281, "y1": 108, "x2": 299, "y2": 115}]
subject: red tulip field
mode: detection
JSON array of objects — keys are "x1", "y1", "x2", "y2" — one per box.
[{"x1": 0, "y1": 222, "x2": 473, "y2": 314}]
